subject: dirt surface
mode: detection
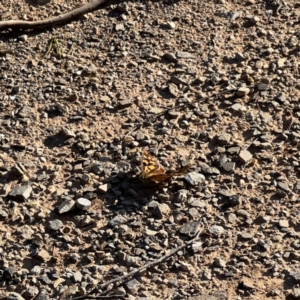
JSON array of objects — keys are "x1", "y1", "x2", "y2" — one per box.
[{"x1": 1, "y1": 0, "x2": 300, "y2": 299}]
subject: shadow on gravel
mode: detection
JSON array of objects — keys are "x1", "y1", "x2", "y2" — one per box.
[{"x1": 44, "y1": 132, "x2": 66, "y2": 149}]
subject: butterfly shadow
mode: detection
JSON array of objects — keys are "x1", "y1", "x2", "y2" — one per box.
[{"x1": 103, "y1": 169, "x2": 188, "y2": 214}]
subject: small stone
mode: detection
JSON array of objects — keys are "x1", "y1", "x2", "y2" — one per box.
[
  {"x1": 109, "y1": 215, "x2": 127, "y2": 227},
  {"x1": 235, "y1": 52, "x2": 246, "y2": 62},
  {"x1": 276, "y1": 92, "x2": 286, "y2": 103},
  {"x1": 291, "y1": 288, "x2": 300, "y2": 299},
  {"x1": 58, "y1": 199, "x2": 76, "y2": 214},
  {"x1": 7, "y1": 293, "x2": 25, "y2": 300},
  {"x1": 31, "y1": 266, "x2": 41, "y2": 275},
  {"x1": 19, "y1": 34, "x2": 28, "y2": 42},
  {"x1": 115, "y1": 23, "x2": 125, "y2": 31},
  {"x1": 48, "y1": 219, "x2": 64, "y2": 231},
  {"x1": 222, "y1": 161, "x2": 236, "y2": 172},
  {"x1": 152, "y1": 203, "x2": 171, "y2": 218},
  {"x1": 198, "y1": 162, "x2": 220, "y2": 175},
  {"x1": 17, "y1": 225, "x2": 34, "y2": 239},
  {"x1": 114, "y1": 286, "x2": 126, "y2": 297},
  {"x1": 61, "y1": 127, "x2": 76, "y2": 138},
  {"x1": 179, "y1": 261, "x2": 194, "y2": 272},
  {"x1": 99, "y1": 95, "x2": 110, "y2": 103},
  {"x1": 278, "y1": 219, "x2": 289, "y2": 228},
  {"x1": 216, "y1": 132, "x2": 231, "y2": 145},
  {"x1": 36, "y1": 249, "x2": 51, "y2": 262},
  {"x1": 184, "y1": 172, "x2": 205, "y2": 186},
  {"x1": 189, "y1": 198, "x2": 207, "y2": 208},
  {"x1": 72, "y1": 271, "x2": 83, "y2": 283},
  {"x1": 176, "y1": 51, "x2": 195, "y2": 59},
  {"x1": 125, "y1": 278, "x2": 140, "y2": 293},
  {"x1": 0, "y1": 210, "x2": 8, "y2": 218},
  {"x1": 35, "y1": 289, "x2": 50, "y2": 300},
  {"x1": 228, "y1": 213, "x2": 237, "y2": 223},
  {"x1": 166, "y1": 21, "x2": 176, "y2": 29},
  {"x1": 118, "y1": 99, "x2": 132, "y2": 107},
  {"x1": 76, "y1": 197, "x2": 91, "y2": 210},
  {"x1": 179, "y1": 221, "x2": 200, "y2": 237},
  {"x1": 277, "y1": 181, "x2": 292, "y2": 193},
  {"x1": 277, "y1": 58, "x2": 286, "y2": 68},
  {"x1": 9, "y1": 184, "x2": 32, "y2": 201},
  {"x1": 257, "y1": 83, "x2": 268, "y2": 91},
  {"x1": 241, "y1": 278, "x2": 255, "y2": 290},
  {"x1": 239, "y1": 149, "x2": 253, "y2": 163},
  {"x1": 23, "y1": 286, "x2": 39, "y2": 298},
  {"x1": 290, "y1": 271, "x2": 300, "y2": 282},
  {"x1": 168, "y1": 83, "x2": 179, "y2": 97},
  {"x1": 240, "y1": 232, "x2": 253, "y2": 240},
  {"x1": 215, "y1": 258, "x2": 226, "y2": 268},
  {"x1": 295, "y1": 180, "x2": 300, "y2": 191},
  {"x1": 3, "y1": 268, "x2": 15, "y2": 280},
  {"x1": 162, "y1": 52, "x2": 178, "y2": 62},
  {"x1": 231, "y1": 103, "x2": 246, "y2": 111},
  {"x1": 209, "y1": 225, "x2": 224, "y2": 237},
  {"x1": 39, "y1": 274, "x2": 52, "y2": 284},
  {"x1": 236, "y1": 87, "x2": 250, "y2": 97}
]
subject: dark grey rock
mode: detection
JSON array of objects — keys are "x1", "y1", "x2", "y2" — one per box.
[
  {"x1": 35, "y1": 289, "x2": 50, "y2": 300},
  {"x1": 3, "y1": 267, "x2": 15, "y2": 280},
  {"x1": 23, "y1": 286, "x2": 39, "y2": 298},
  {"x1": 179, "y1": 222, "x2": 200, "y2": 237}
]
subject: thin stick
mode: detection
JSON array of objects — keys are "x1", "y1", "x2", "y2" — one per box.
[{"x1": 72, "y1": 230, "x2": 203, "y2": 300}]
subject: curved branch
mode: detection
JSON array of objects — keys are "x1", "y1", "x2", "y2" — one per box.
[{"x1": 0, "y1": 0, "x2": 108, "y2": 30}]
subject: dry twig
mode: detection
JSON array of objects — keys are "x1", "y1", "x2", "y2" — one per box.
[{"x1": 71, "y1": 230, "x2": 204, "y2": 300}]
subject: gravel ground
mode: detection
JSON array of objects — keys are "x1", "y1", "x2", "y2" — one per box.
[{"x1": 1, "y1": 0, "x2": 300, "y2": 299}]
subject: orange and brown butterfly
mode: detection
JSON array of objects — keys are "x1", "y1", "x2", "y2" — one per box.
[{"x1": 140, "y1": 149, "x2": 190, "y2": 183}]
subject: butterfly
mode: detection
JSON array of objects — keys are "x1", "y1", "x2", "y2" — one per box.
[{"x1": 140, "y1": 150, "x2": 190, "y2": 183}]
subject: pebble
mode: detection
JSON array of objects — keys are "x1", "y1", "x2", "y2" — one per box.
[
  {"x1": 179, "y1": 221, "x2": 200, "y2": 237},
  {"x1": 125, "y1": 278, "x2": 140, "y2": 293},
  {"x1": 48, "y1": 219, "x2": 64, "y2": 231},
  {"x1": 7, "y1": 293, "x2": 25, "y2": 300},
  {"x1": 72, "y1": 271, "x2": 83, "y2": 283},
  {"x1": 35, "y1": 289, "x2": 50, "y2": 300},
  {"x1": 209, "y1": 225, "x2": 224, "y2": 237},
  {"x1": 216, "y1": 132, "x2": 231, "y2": 145},
  {"x1": 215, "y1": 258, "x2": 226, "y2": 268},
  {"x1": 76, "y1": 197, "x2": 91, "y2": 210},
  {"x1": 184, "y1": 172, "x2": 205, "y2": 186},
  {"x1": 108, "y1": 215, "x2": 127, "y2": 227},
  {"x1": 152, "y1": 203, "x2": 171, "y2": 218},
  {"x1": 239, "y1": 149, "x2": 253, "y2": 163},
  {"x1": 58, "y1": 199, "x2": 76, "y2": 214},
  {"x1": 278, "y1": 219, "x2": 289, "y2": 228},
  {"x1": 176, "y1": 51, "x2": 195, "y2": 59},
  {"x1": 9, "y1": 184, "x2": 32, "y2": 201},
  {"x1": 23, "y1": 286, "x2": 39, "y2": 298},
  {"x1": 36, "y1": 249, "x2": 51, "y2": 262}
]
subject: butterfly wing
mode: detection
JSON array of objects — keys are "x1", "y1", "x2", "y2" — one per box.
[
  {"x1": 140, "y1": 150, "x2": 190, "y2": 183},
  {"x1": 141, "y1": 150, "x2": 166, "y2": 181}
]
